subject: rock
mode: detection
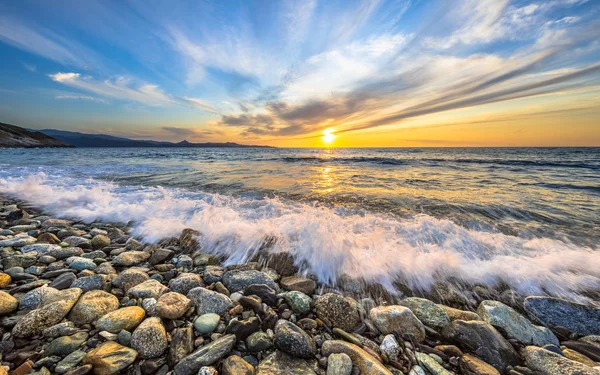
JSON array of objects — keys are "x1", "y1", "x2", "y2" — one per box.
[
  {"x1": 198, "y1": 367, "x2": 218, "y2": 375},
  {"x1": 179, "y1": 228, "x2": 200, "y2": 253},
  {"x1": 21, "y1": 243, "x2": 62, "y2": 255},
  {"x1": 222, "y1": 270, "x2": 278, "y2": 293},
  {"x1": 37, "y1": 232, "x2": 61, "y2": 244},
  {"x1": 400, "y1": 297, "x2": 451, "y2": 330},
  {"x1": 369, "y1": 305, "x2": 425, "y2": 342},
  {"x1": 20, "y1": 286, "x2": 54, "y2": 310},
  {"x1": 11, "y1": 360, "x2": 34, "y2": 375},
  {"x1": 91, "y1": 235, "x2": 110, "y2": 249},
  {"x1": 285, "y1": 291, "x2": 312, "y2": 315},
  {"x1": 55, "y1": 350, "x2": 86, "y2": 374},
  {"x1": 562, "y1": 348, "x2": 597, "y2": 367},
  {"x1": 72, "y1": 275, "x2": 106, "y2": 292},
  {"x1": 12, "y1": 288, "x2": 82, "y2": 337},
  {"x1": 173, "y1": 334, "x2": 236, "y2": 375},
  {"x1": 194, "y1": 313, "x2": 221, "y2": 334},
  {"x1": 442, "y1": 320, "x2": 520, "y2": 372},
  {"x1": 246, "y1": 331, "x2": 272, "y2": 352},
  {"x1": 315, "y1": 293, "x2": 361, "y2": 331},
  {"x1": 459, "y1": 354, "x2": 500, "y2": 375},
  {"x1": 0, "y1": 272, "x2": 11, "y2": 288},
  {"x1": 68, "y1": 257, "x2": 97, "y2": 271},
  {"x1": 327, "y1": 353, "x2": 353, "y2": 375},
  {"x1": 274, "y1": 320, "x2": 316, "y2": 358},
  {"x1": 332, "y1": 328, "x2": 362, "y2": 346},
  {"x1": 380, "y1": 334, "x2": 401, "y2": 362},
  {"x1": 141, "y1": 297, "x2": 157, "y2": 315},
  {"x1": 0, "y1": 235, "x2": 36, "y2": 247},
  {"x1": 280, "y1": 276, "x2": 316, "y2": 295},
  {"x1": 169, "y1": 327, "x2": 194, "y2": 368},
  {"x1": 83, "y1": 341, "x2": 138, "y2": 375},
  {"x1": 131, "y1": 317, "x2": 168, "y2": 358},
  {"x1": 63, "y1": 365, "x2": 92, "y2": 375},
  {"x1": 522, "y1": 346, "x2": 598, "y2": 375},
  {"x1": 148, "y1": 248, "x2": 173, "y2": 265},
  {"x1": 63, "y1": 236, "x2": 91, "y2": 249},
  {"x1": 477, "y1": 300, "x2": 559, "y2": 346},
  {"x1": 239, "y1": 295, "x2": 264, "y2": 313},
  {"x1": 44, "y1": 331, "x2": 89, "y2": 357},
  {"x1": 42, "y1": 219, "x2": 71, "y2": 228},
  {"x1": 415, "y1": 352, "x2": 453, "y2": 375},
  {"x1": 118, "y1": 330, "x2": 132, "y2": 346},
  {"x1": 127, "y1": 279, "x2": 168, "y2": 299},
  {"x1": 562, "y1": 341, "x2": 600, "y2": 362},
  {"x1": 524, "y1": 296, "x2": 600, "y2": 336},
  {"x1": 169, "y1": 273, "x2": 204, "y2": 295},
  {"x1": 112, "y1": 268, "x2": 149, "y2": 291},
  {"x1": 50, "y1": 272, "x2": 77, "y2": 290},
  {"x1": 0, "y1": 291, "x2": 18, "y2": 315},
  {"x1": 263, "y1": 252, "x2": 298, "y2": 276},
  {"x1": 155, "y1": 292, "x2": 191, "y2": 319},
  {"x1": 222, "y1": 355, "x2": 254, "y2": 375},
  {"x1": 112, "y1": 251, "x2": 150, "y2": 266},
  {"x1": 227, "y1": 317, "x2": 260, "y2": 340},
  {"x1": 188, "y1": 287, "x2": 232, "y2": 316},
  {"x1": 245, "y1": 284, "x2": 278, "y2": 306},
  {"x1": 96, "y1": 306, "x2": 146, "y2": 333},
  {"x1": 203, "y1": 266, "x2": 224, "y2": 284},
  {"x1": 256, "y1": 351, "x2": 316, "y2": 375},
  {"x1": 68, "y1": 290, "x2": 119, "y2": 325},
  {"x1": 48, "y1": 247, "x2": 84, "y2": 260},
  {"x1": 321, "y1": 340, "x2": 392, "y2": 375},
  {"x1": 42, "y1": 321, "x2": 78, "y2": 338}
]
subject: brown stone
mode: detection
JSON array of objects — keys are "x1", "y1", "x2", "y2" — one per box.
[{"x1": 460, "y1": 354, "x2": 501, "y2": 375}]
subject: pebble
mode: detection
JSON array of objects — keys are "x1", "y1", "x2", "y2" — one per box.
[
  {"x1": 327, "y1": 353, "x2": 353, "y2": 375},
  {"x1": 131, "y1": 317, "x2": 168, "y2": 358},
  {"x1": 155, "y1": 292, "x2": 191, "y2": 319},
  {"x1": 194, "y1": 313, "x2": 221, "y2": 334}
]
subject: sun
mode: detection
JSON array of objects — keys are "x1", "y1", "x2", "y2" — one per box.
[{"x1": 322, "y1": 128, "x2": 336, "y2": 144}]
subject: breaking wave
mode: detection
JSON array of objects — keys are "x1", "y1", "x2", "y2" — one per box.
[{"x1": 1, "y1": 172, "x2": 599, "y2": 301}]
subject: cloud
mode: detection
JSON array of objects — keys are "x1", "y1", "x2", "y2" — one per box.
[
  {"x1": 49, "y1": 72, "x2": 174, "y2": 106},
  {"x1": 162, "y1": 127, "x2": 197, "y2": 136},
  {"x1": 182, "y1": 97, "x2": 218, "y2": 114},
  {"x1": 0, "y1": 15, "x2": 102, "y2": 70},
  {"x1": 55, "y1": 94, "x2": 108, "y2": 104}
]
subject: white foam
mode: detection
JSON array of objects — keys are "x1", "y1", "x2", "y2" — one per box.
[{"x1": 1, "y1": 172, "x2": 599, "y2": 300}]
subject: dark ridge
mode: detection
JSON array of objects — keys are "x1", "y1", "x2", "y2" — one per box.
[
  {"x1": 37, "y1": 128, "x2": 273, "y2": 148},
  {"x1": 0, "y1": 122, "x2": 73, "y2": 148}
]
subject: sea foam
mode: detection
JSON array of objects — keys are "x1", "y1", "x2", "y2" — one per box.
[{"x1": 1, "y1": 173, "x2": 598, "y2": 301}]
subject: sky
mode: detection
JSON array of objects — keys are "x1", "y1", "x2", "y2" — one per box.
[{"x1": 0, "y1": 0, "x2": 599, "y2": 147}]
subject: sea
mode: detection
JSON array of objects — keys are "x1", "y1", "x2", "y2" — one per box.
[{"x1": 1, "y1": 147, "x2": 599, "y2": 301}]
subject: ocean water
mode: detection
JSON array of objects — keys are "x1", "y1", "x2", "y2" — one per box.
[{"x1": 0, "y1": 147, "x2": 599, "y2": 301}]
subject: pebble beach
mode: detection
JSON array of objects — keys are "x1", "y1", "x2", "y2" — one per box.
[{"x1": 0, "y1": 195, "x2": 599, "y2": 375}]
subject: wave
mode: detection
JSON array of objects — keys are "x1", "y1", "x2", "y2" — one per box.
[
  {"x1": 275, "y1": 155, "x2": 599, "y2": 170},
  {"x1": 1, "y1": 172, "x2": 599, "y2": 301}
]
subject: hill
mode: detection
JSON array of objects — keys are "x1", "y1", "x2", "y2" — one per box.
[
  {"x1": 0, "y1": 122, "x2": 72, "y2": 148},
  {"x1": 38, "y1": 129, "x2": 269, "y2": 148}
]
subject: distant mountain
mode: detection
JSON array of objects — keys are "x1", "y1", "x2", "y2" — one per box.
[
  {"x1": 38, "y1": 129, "x2": 270, "y2": 148},
  {"x1": 0, "y1": 122, "x2": 72, "y2": 148}
]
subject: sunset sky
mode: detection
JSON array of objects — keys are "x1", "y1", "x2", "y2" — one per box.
[{"x1": 0, "y1": 0, "x2": 599, "y2": 147}]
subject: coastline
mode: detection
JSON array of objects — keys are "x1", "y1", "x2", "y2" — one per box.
[{"x1": 1, "y1": 194, "x2": 599, "y2": 375}]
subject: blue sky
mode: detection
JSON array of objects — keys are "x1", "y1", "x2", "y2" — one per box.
[{"x1": 0, "y1": 0, "x2": 599, "y2": 146}]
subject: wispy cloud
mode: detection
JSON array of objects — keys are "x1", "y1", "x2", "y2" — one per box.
[
  {"x1": 55, "y1": 94, "x2": 108, "y2": 104},
  {"x1": 49, "y1": 72, "x2": 174, "y2": 106},
  {"x1": 0, "y1": 15, "x2": 102, "y2": 70}
]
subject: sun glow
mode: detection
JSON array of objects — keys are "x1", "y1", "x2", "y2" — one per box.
[{"x1": 322, "y1": 129, "x2": 336, "y2": 144}]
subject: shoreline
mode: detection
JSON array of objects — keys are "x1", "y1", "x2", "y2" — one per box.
[{"x1": 1, "y1": 195, "x2": 599, "y2": 375}]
